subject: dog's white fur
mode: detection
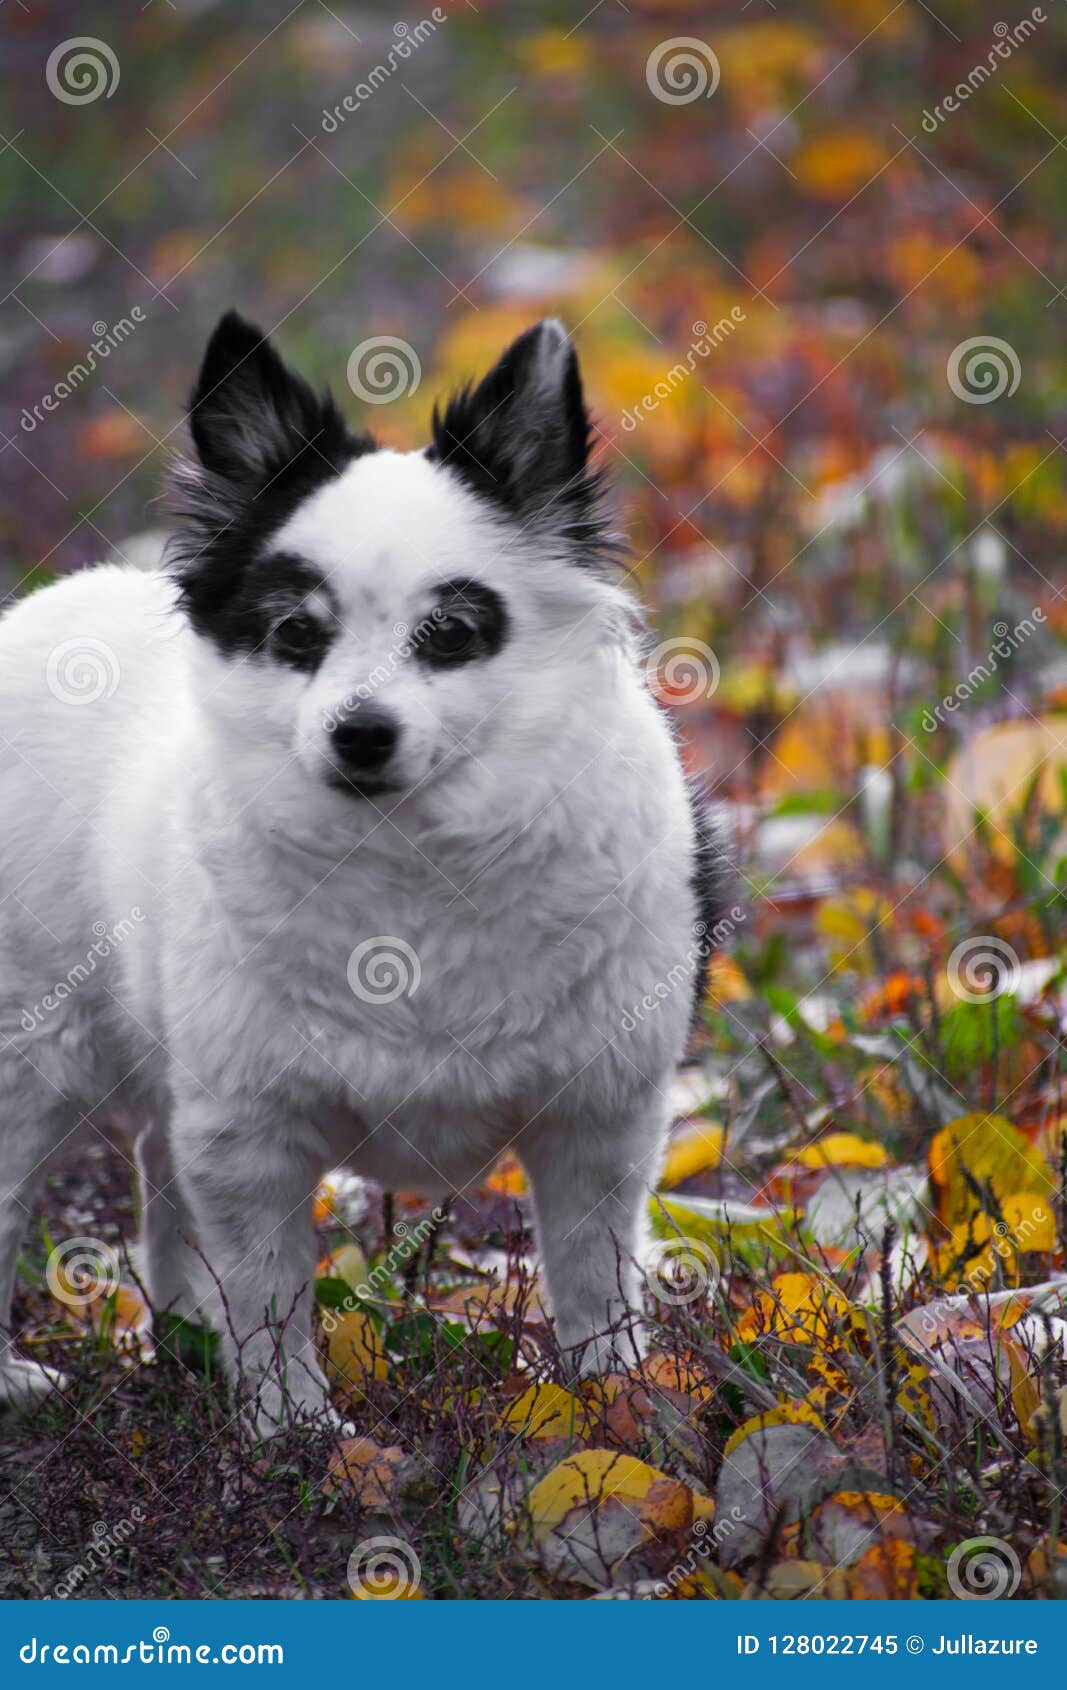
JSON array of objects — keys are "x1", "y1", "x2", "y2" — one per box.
[{"x1": 0, "y1": 324, "x2": 700, "y2": 1432}]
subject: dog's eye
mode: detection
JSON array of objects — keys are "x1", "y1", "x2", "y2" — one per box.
[
  {"x1": 272, "y1": 613, "x2": 326, "y2": 663},
  {"x1": 424, "y1": 615, "x2": 475, "y2": 659}
]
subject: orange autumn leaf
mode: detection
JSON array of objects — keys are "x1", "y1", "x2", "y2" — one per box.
[
  {"x1": 860, "y1": 973, "x2": 926, "y2": 1022},
  {"x1": 483, "y1": 1151, "x2": 527, "y2": 1197}
]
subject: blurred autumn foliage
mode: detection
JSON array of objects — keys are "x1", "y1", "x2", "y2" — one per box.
[{"x1": 3, "y1": 0, "x2": 1067, "y2": 1601}]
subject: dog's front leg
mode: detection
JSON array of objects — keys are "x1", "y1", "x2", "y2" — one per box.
[
  {"x1": 520, "y1": 1095, "x2": 667, "y2": 1375},
  {"x1": 134, "y1": 1113, "x2": 213, "y2": 1322},
  {"x1": 171, "y1": 1091, "x2": 341, "y2": 1437}
]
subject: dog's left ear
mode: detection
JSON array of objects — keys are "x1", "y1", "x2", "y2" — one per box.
[{"x1": 431, "y1": 319, "x2": 605, "y2": 557}]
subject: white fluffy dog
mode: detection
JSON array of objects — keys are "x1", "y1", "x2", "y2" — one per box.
[{"x1": 0, "y1": 313, "x2": 721, "y2": 1432}]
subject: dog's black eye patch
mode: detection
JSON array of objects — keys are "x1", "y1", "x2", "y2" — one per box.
[
  {"x1": 208, "y1": 550, "x2": 338, "y2": 671},
  {"x1": 413, "y1": 578, "x2": 509, "y2": 670}
]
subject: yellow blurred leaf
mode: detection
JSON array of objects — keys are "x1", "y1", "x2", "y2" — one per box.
[
  {"x1": 1002, "y1": 1191, "x2": 1057, "y2": 1253},
  {"x1": 792, "y1": 1132, "x2": 889, "y2": 1171},
  {"x1": 929, "y1": 1113, "x2": 1053, "y2": 1228},
  {"x1": 517, "y1": 28, "x2": 594, "y2": 77},
  {"x1": 715, "y1": 23, "x2": 827, "y2": 112},
  {"x1": 736, "y1": 1273, "x2": 850, "y2": 1347},
  {"x1": 350, "y1": 1575, "x2": 423, "y2": 1601},
  {"x1": 795, "y1": 130, "x2": 891, "y2": 198},
  {"x1": 943, "y1": 716, "x2": 1067, "y2": 868},
  {"x1": 717, "y1": 660, "x2": 798, "y2": 717},
  {"x1": 318, "y1": 1242, "x2": 369, "y2": 1294},
  {"x1": 724, "y1": 1399, "x2": 826, "y2": 1458},
  {"x1": 659, "y1": 1120, "x2": 726, "y2": 1188},
  {"x1": 707, "y1": 953, "x2": 752, "y2": 1006},
  {"x1": 500, "y1": 1383, "x2": 592, "y2": 1442},
  {"x1": 324, "y1": 1311, "x2": 389, "y2": 1398},
  {"x1": 767, "y1": 712, "x2": 892, "y2": 795},
  {"x1": 484, "y1": 1151, "x2": 527, "y2": 1197},
  {"x1": 816, "y1": 889, "x2": 893, "y2": 974},
  {"x1": 1003, "y1": 1338, "x2": 1042, "y2": 1444},
  {"x1": 527, "y1": 1450, "x2": 685, "y2": 1525}
]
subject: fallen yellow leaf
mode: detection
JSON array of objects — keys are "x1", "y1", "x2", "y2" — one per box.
[
  {"x1": 724, "y1": 1399, "x2": 826, "y2": 1458},
  {"x1": 930, "y1": 1113, "x2": 1052, "y2": 1228},
  {"x1": 323, "y1": 1311, "x2": 389, "y2": 1398},
  {"x1": 792, "y1": 1132, "x2": 889, "y2": 1170},
  {"x1": 500, "y1": 1383, "x2": 592, "y2": 1443},
  {"x1": 659, "y1": 1120, "x2": 726, "y2": 1188},
  {"x1": 735, "y1": 1273, "x2": 850, "y2": 1347},
  {"x1": 943, "y1": 716, "x2": 1067, "y2": 868}
]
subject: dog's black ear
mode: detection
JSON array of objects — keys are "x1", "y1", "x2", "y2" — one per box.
[
  {"x1": 188, "y1": 310, "x2": 350, "y2": 489},
  {"x1": 167, "y1": 314, "x2": 376, "y2": 648},
  {"x1": 431, "y1": 319, "x2": 607, "y2": 562}
]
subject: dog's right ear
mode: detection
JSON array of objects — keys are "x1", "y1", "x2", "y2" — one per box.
[
  {"x1": 167, "y1": 313, "x2": 375, "y2": 645},
  {"x1": 187, "y1": 310, "x2": 350, "y2": 491}
]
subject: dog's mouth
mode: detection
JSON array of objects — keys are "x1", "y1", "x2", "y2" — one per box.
[{"x1": 326, "y1": 772, "x2": 404, "y2": 802}]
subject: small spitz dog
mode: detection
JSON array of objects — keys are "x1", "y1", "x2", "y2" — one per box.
[{"x1": 0, "y1": 312, "x2": 722, "y2": 1432}]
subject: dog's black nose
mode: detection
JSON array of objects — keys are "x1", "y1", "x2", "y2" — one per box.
[{"x1": 330, "y1": 708, "x2": 399, "y2": 773}]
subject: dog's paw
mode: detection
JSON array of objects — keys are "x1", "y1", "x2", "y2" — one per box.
[
  {"x1": 242, "y1": 1378, "x2": 356, "y2": 1444},
  {"x1": 560, "y1": 1323, "x2": 647, "y2": 1380},
  {"x1": 0, "y1": 1356, "x2": 69, "y2": 1413}
]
